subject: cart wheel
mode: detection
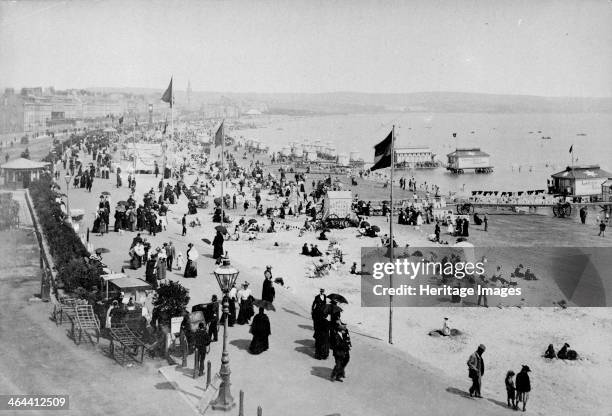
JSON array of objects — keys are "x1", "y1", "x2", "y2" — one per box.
[{"x1": 565, "y1": 204, "x2": 572, "y2": 217}]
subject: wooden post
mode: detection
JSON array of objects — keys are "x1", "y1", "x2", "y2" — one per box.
[
  {"x1": 206, "y1": 361, "x2": 211, "y2": 389},
  {"x1": 257, "y1": 405, "x2": 262, "y2": 416},
  {"x1": 192, "y1": 348, "x2": 198, "y2": 379},
  {"x1": 180, "y1": 332, "x2": 187, "y2": 367},
  {"x1": 238, "y1": 390, "x2": 244, "y2": 416}
]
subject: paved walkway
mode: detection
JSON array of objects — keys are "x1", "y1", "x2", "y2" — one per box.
[{"x1": 0, "y1": 199, "x2": 196, "y2": 416}]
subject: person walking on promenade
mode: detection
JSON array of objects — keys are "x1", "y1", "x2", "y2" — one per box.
[
  {"x1": 212, "y1": 229, "x2": 224, "y2": 261},
  {"x1": 194, "y1": 322, "x2": 211, "y2": 377},
  {"x1": 505, "y1": 370, "x2": 517, "y2": 409},
  {"x1": 206, "y1": 295, "x2": 219, "y2": 342},
  {"x1": 579, "y1": 207, "x2": 587, "y2": 224},
  {"x1": 598, "y1": 220, "x2": 606, "y2": 237},
  {"x1": 330, "y1": 320, "x2": 351, "y2": 382},
  {"x1": 484, "y1": 214, "x2": 488, "y2": 232},
  {"x1": 261, "y1": 266, "x2": 275, "y2": 303},
  {"x1": 467, "y1": 344, "x2": 486, "y2": 397},
  {"x1": 166, "y1": 241, "x2": 175, "y2": 271},
  {"x1": 181, "y1": 213, "x2": 187, "y2": 236},
  {"x1": 249, "y1": 307, "x2": 271, "y2": 354},
  {"x1": 515, "y1": 365, "x2": 531, "y2": 412}
]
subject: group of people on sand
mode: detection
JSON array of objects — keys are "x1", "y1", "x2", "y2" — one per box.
[{"x1": 467, "y1": 344, "x2": 532, "y2": 412}]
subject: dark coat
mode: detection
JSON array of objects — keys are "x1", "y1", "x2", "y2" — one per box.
[
  {"x1": 262, "y1": 278, "x2": 275, "y2": 302},
  {"x1": 212, "y1": 232, "x2": 224, "y2": 259},
  {"x1": 516, "y1": 371, "x2": 531, "y2": 392}
]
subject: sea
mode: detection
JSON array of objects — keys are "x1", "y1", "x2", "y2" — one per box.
[{"x1": 235, "y1": 112, "x2": 612, "y2": 194}]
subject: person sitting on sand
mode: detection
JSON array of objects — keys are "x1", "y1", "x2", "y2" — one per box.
[
  {"x1": 350, "y1": 262, "x2": 357, "y2": 274},
  {"x1": 544, "y1": 344, "x2": 556, "y2": 359},
  {"x1": 514, "y1": 264, "x2": 525, "y2": 278},
  {"x1": 524, "y1": 268, "x2": 537, "y2": 280},
  {"x1": 302, "y1": 243, "x2": 310, "y2": 256},
  {"x1": 319, "y1": 230, "x2": 328, "y2": 240},
  {"x1": 310, "y1": 245, "x2": 322, "y2": 257},
  {"x1": 557, "y1": 343, "x2": 570, "y2": 359}
]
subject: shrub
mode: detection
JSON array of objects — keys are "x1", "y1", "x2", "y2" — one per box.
[{"x1": 153, "y1": 281, "x2": 190, "y2": 324}]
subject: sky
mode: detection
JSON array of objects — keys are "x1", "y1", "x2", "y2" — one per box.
[{"x1": 1, "y1": 0, "x2": 611, "y2": 97}]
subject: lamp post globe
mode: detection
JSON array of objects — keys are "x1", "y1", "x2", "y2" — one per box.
[{"x1": 209, "y1": 258, "x2": 239, "y2": 411}]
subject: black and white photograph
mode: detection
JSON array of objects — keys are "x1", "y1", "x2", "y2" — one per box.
[{"x1": 0, "y1": 1, "x2": 611, "y2": 415}]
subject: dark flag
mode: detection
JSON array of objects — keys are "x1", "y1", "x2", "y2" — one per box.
[
  {"x1": 215, "y1": 121, "x2": 224, "y2": 147},
  {"x1": 371, "y1": 130, "x2": 393, "y2": 171},
  {"x1": 118, "y1": 116, "x2": 124, "y2": 125},
  {"x1": 569, "y1": 145, "x2": 573, "y2": 154},
  {"x1": 161, "y1": 77, "x2": 173, "y2": 108}
]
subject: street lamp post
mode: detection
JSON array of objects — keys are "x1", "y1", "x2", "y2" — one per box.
[
  {"x1": 209, "y1": 258, "x2": 239, "y2": 411},
  {"x1": 64, "y1": 174, "x2": 71, "y2": 223}
]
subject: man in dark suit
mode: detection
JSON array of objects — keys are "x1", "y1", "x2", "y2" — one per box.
[
  {"x1": 194, "y1": 322, "x2": 211, "y2": 377},
  {"x1": 206, "y1": 295, "x2": 219, "y2": 342}
]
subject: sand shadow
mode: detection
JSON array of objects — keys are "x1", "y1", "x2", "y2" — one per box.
[
  {"x1": 295, "y1": 346, "x2": 314, "y2": 357},
  {"x1": 229, "y1": 339, "x2": 251, "y2": 351},
  {"x1": 310, "y1": 366, "x2": 332, "y2": 380},
  {"x1": 487, "y1": 397, "x2": 514, "y2": 409},
  {"x1": 295, "y1": 338, "x2": 314, "y2": 347},
  {"x1": 282, "y1": 307, "x2": 308, "y2": 319},
  {"x1": 298, "y1": 324, "x2": 313, "y2": 331},
  {"x1": 446, "y1": 387, "x2": 474, "y2": 400},
  {"x1": 155, "y1": 381, "x2": 175, "y2": 390}
]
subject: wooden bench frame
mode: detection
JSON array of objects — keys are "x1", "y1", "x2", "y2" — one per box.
[
  {"x1": 109, "y1": 325, "x2": 147, "y2": 366},
  {"x1": 72, "y1": 304, "x2": 100, "y2": 345}
]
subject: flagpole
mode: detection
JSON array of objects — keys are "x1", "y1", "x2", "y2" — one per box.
[
  {"x1": 389, "y1": 125, "x2": 395, "y2": 345},
  {"x1": 220, "y1": 120, "x2": 225, "y2": 229}
]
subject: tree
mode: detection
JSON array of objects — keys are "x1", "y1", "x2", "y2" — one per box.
[{"x1": 153, "y1": 281, "x2": 190, "y2": 325}]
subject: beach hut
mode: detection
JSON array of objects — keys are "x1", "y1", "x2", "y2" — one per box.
[
  {"x1": 550, "y1": 165, "x2": 611, "y2": 197},
  {"x1": 0, "y1": 158, "x2": 50, "y2": 188}
]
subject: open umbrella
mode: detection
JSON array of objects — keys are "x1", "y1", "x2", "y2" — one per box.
[
  {"x1": 370, "y1": 225, "x2": 381, "y2": 233},
  {"x1": 248, "y1": 218, "x2": 258, "y2": 224},
  {"x1": 95, "y1": 248, "x2": 110, "y2": 254},
  {"x1": 327, "y1": 293, "x2": 348, "y2": 304},
  {"x1": 101, "y1": 191, "x2": 111, "y2": 196},
  {"x1": 253, "y1": 299, "x2": 276, "y2": 312},
  {"x1": 201, "y1": 238, "x2": 212, "y2": 245},
  {"x1": 215, "y1": 225, "x2": 228, "y2": 234},
  {"x1": 117, "y1": 200, "x2": 128, "y2": 205}
]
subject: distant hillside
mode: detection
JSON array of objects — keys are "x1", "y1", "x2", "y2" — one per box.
[{"x1": 87, "y1": 87, "x2": 612, "y2": 114}]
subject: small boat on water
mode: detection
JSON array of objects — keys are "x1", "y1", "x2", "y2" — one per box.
[
  {"x1": 541, "y1": 136, "x2": 552, "y2": 140},
  {"x1": 576, "y1": 133, "x2": 587, "y2": 136}
]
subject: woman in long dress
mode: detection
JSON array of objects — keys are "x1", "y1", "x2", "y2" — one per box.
[
  {"x1": 184, "y1": 243, "x2": 198, "y2": 278},
  {"x1": 156, "y1": 248, "x2": 167, "y2": 283},
  {"x1": 249, "y1": 307, "x2": 271, "y2": 354},
  {"x1": 236, "y1": 283, "x2": 254, "y2": 325}
]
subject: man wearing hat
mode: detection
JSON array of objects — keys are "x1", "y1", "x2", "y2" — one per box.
[
  {"x1": 515, "y1": 365, "x2": 531, "y2": 412},
  {"x1": 467, "y1": 344, "x2": 486, "y2": 397},
  {"x1": 261, "y1": 266, "x2": 275, "y2": 303},
  {"x1": 206, "y1": 295, "x2": 219, "y2": 342},
  {"x1": 194, "y1": 322, "x2": 211, "y2": 377},
  {"x1": 330, "y1": 320, "x2": 351, "y2": 382}
]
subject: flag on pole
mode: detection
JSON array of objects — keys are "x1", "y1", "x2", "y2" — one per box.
[
  {"x1": 569, "y1": 145, "x2": 573, "y2": 154},
  {"x1": 215, "y1": 121, "x2": 224, "y2": 147},
  {"x1": 161, "y1": 77, "x2": 173, "y2": 108},
  {"x1": 371, "y1": 130, "x2": 393, "y2": 171}
]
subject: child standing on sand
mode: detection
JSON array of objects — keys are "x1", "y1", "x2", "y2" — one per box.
[{"x1": 505, "y1": 370, "x2": 517, "y2": 409}]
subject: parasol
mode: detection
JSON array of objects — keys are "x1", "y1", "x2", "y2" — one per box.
[
  {"x1": 215, "y1": 225, "x2": 228, "y2": 234},
  {"x1": 327, "y1": 293, "x2": 348, "y2": 304},
  {"x1": 252, "y1": 299, "x2": 276, "y2": 312},
  {"x1": 359, "y1": 221, "x2": 370, "y2": 228},
  {"x1": 117, "y1": 200, "x2": 128, "y2": 205},
  {"x1": 95, "y1": 248, "x2": 110, "y2": 254},
  {"x1": 248, "y1": 218, "x2": 258, "y2": 224},
  {"x1": 201, "y1": 238, "x2": 211, "y2": 245},
  {"x1": 133, "y1": 245, "x2": 145, "y2": 256},
  {"x1": 101, "y1": 191, "x2": 111, "y2": 196},
  {"x1": 370, "y1": 225, "x2": 380, "y2": 233}
]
